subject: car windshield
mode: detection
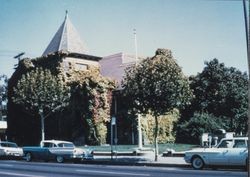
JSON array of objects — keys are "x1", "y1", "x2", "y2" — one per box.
[
  {"x1": 58, "y1": 143, "x2": 74, "y2": 148},
  {"x1": 0, "y1": 142, "x2": 18, "y2": 148}
]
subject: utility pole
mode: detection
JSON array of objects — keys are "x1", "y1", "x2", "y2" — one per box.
[
  {"x1": 246, "y1": 0, "x2": 250, "y2": 174},
  {"x1": 13, "y1": 52, "x2": 25, "y2": 69},
  {"x1": 242, "y1": 0, "x2": 250, "y2": 175},
  {"x1": 13, "y1": 52, "x2": 25, "y2": 62}
]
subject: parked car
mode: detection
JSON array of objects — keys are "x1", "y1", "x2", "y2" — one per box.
[
  {"x1": 0, "y1": 141, "x2": 24, "y2": 159},
  {"x1": 23, "y1": 140, "x2": 94, "y2": 163},
  {"x1": 184, "y1": 137, "x2": 248, "y2": 170}
]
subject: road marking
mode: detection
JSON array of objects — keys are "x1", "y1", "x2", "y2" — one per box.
[
  {"x1": 0, "y1": 164, "x2": 13, "y2": 167},
  {"x1": 0, "y1": 171, "x2": 46, "y2": 177},
  {"x1": 76, "y1": 169, "x2": 150, "y2": 176}
]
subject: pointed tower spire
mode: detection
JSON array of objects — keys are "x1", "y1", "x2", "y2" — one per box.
[
  {"x1": 65, "y1": 10, "x2": 68, "y2": 20},
  {"x1": 42, "y1": 11, "x2": 88, "y2": 56}
]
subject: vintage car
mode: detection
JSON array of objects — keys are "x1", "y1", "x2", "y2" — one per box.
[
  {"x1": 23, "y1": 140, "x2": 94, "y2": 163},
  {"x1": 184, "y1": 137, "x2": 248, "y2": 170},
  {"x1": 0, "y1": 141, "x2": 24, "y2": 159}
]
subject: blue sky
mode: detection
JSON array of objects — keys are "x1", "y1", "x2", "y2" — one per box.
[{"x1": 0, "y1": 0, "x2": 247, "y2": 78}]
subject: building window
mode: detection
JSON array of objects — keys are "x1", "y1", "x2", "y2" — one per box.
[{"x1": 76, "y1": 63, "x2": 88, "y2": 70}]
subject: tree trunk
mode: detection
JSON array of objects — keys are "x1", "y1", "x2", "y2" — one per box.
[
  {"x1": 39, "y1": 110, "x2": 45, "y2": 141},
  {"x1": 154, "y1": 115, "x2": 159, "y2": 161},
  {"x1": 0, "y1": 96, "x2": 2, "y2": 121},
  {"x1": 138, "y1": 114, "x2": 143, "y2": 149}
]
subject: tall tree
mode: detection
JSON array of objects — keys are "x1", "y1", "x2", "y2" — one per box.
[
  {"x1": 190, "y1": 59, "x2": 248, "y2": 133},
  {"x1": 123, "y1": 49, "x2": 193, "y2": 161},
  {"x1": 12, "y1": 67, "x2": 70, "y2": 141},
  {"x1": 176, "y1": 59, "x2": 248, "y2": 144}
]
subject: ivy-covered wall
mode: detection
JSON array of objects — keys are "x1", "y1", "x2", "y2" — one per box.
[
  {"x1": 7, "y1": 52, "x2": 115, "y2": 145},
  {"x1": 66, "y1": 67, "x2": 115, "y2": 145}
]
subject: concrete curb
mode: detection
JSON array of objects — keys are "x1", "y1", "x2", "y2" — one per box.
[
  {"x1": 94, "y1": 151, "x2": 185, "y2": 157},
  {"x1": 91, "y1": 151, "x2": 189, "y2": 168},
  {"x1": 81, "y1": 159, "x2": 190, "y2": 168}
]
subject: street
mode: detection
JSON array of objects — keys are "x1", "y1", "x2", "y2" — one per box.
[{"x1": 0, "y1": 160, "x2": 246, "y2": 177}]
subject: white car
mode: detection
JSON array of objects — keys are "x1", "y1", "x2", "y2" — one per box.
[
  {"x1": 184, "y1": 137, "x2": 248, "y2": 170},
  {"x1": 0, "y1": 141, "x2": 24, "y2": 159}
]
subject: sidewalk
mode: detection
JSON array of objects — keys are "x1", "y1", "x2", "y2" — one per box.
[{"x1": 82, "y1": 152, "x2": 189, "y2": 168}]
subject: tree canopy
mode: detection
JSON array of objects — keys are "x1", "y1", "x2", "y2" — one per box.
[
  {"x1": 122, "y1": 48, "x2": 193, "y2": 161},
  {"x1": 176, "y1": 59, "x2": 248, "y2": 143},
  {"x1": 190, "y1": 59, "x2": 248, "y2": 132},
  {"x1": 123, "y1": 49, "x2": 193, "y2": 116},
  {"x1": 13, "y1": 67, "x2": 70, "y2": 116}
]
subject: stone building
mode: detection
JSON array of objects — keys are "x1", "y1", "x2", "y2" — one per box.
[{"x1": 7, "y1": 12, "x2": 140, "y2": 145}]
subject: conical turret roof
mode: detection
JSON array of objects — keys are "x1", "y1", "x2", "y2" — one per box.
[{"x1": 42, "y1": 11, "x2": 88, "y2": 56}]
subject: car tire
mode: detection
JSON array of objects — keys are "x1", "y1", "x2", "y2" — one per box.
[
  {"x1": 56, "y1": 156, "x2": 64, "y2": 163},
  {"x1": 25, "y1": 152, "x2": 32, "y2": 162},
  {"x1": 191, "y1": 156, "x2": 204, "y2": 170}
]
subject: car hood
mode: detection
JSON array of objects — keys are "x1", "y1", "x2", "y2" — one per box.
[{"x1": 185, "y1": 147, "x2": 219, "y2": 153}]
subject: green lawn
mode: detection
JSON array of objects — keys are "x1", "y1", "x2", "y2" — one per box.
[{"x1": 85, "y1": 143, "x2": 197, "y2": 154}]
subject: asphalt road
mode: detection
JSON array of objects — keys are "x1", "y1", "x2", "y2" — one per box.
[{"x1": 0, "y1": 160, "x2": 247, "y2": 177}]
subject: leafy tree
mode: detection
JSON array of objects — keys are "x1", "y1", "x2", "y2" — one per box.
[
  {"x1": 12, "y1": 67, "x2": 70, "y2": 141},
  {"x1": 190, "y1": 59, "x2": 248, "y2": 132},
  {"x1": 122, "y1": 49, "x2": 193, "y2": 161},
  {"x1": 176, "y1": 59, "x2": 248, "y2": 143}
]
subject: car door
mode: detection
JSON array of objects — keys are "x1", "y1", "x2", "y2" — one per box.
[
  {"x1": 208, "y1": 139, "x2": 233, "y2": 165},
  {"x1": 207, "y1": 149, "x2": 229, "y2": 165},
  {"x1": 42, "y1": 142, "x2": 52, "y2": 160},
  {"x1": 227, "y1": 139, "x2": 247, "y2": 166}
]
